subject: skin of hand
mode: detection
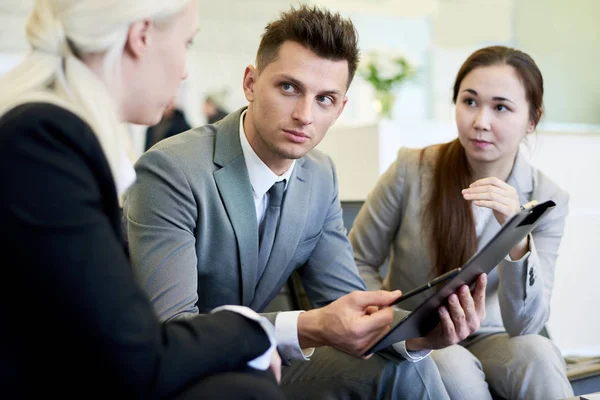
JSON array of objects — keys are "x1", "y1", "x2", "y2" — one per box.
[
  {"x1": 462, "y1": 177, "x2": 529, "y2": 259},
  {"x1": 297, "y1": 290, "x2": 403, "y2": 358},
  {"x1": 405, "y1": 273, "x2": 487, "y2": 351},
  {"x1": 270, "y1": 349, "x2": 282, "y2": 383}
]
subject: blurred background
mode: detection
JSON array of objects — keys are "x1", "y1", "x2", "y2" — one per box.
[{"x1": 1, "y1": 0, "x2": 598, "y2": 359}]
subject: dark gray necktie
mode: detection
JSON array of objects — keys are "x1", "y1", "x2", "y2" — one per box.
[{"x1": 257, "y1": 180, "x2": 286, "y2": 279}]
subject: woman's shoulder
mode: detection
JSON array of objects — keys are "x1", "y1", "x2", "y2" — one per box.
[
  {"x1": 394, "y1": 144, "x2": 441, "y2": 174},
  {"x1": 0, "y1": 102, "x2": 90, "y2": 134},
  {"x1": 532, "y1": 166, "x2": 569, "y2": 203},
  {"x1": 0, "y1": 102, "x2": 98, "y2": 153},
  {"x1": 514, "y1": 153, "x2": 569, "y2": 207}
]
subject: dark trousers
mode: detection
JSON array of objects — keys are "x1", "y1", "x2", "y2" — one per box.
[{"x1": 175, "y1": 371, "x2": 286, "y2": 400}]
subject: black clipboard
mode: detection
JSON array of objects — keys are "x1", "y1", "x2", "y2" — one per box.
[{"x1": 363, "y1": 199, "x2": 556, "y2": 356}]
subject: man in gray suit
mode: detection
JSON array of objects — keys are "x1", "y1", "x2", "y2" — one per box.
[{"x1": 125, "y1": 5, "x2": 487, "y2": 399}]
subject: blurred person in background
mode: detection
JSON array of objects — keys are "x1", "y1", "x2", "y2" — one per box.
[
  {"x1": 145, "y1": 101, "x2": 191, "y2": 151},
  {"x1": 203, "y1": 91, "x2": 229, "y2": 124}
]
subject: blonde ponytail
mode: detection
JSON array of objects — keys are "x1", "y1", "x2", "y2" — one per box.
[{"x1": 0, "y1": 0, "x2": 190, "y2": 198}]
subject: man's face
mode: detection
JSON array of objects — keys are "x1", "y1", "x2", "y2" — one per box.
[{"x1": 242, "y1": 40, "x2": 349, "y2": 173}]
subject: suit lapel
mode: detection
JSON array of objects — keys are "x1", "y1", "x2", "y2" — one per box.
[
  {"x1": 213, "y1": 108, "x2": 258, "y2": 306},
  {"x1": 507, "y1": 150, "x2": 534, "y2": 206},
  {"x1": 251, "y1": 160, "x2": 311, "y2": 310}
]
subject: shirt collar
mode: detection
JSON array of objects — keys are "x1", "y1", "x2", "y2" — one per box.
[{"x1": 239, "y1": 110, "x2": 295, "y2": 198}]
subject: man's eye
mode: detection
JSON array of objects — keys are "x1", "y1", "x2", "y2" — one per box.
[
  {"x1": 281, "y1": 83, "x2": 295, "y2": 92},
  {"x1": 317, "y1": 95, "x2": 333, "y2": 106}
]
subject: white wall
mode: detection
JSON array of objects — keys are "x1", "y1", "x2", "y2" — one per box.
[
  {"x1": 515, "y1": 0, "x2": 600, "y2": 125},
  {"x1": 3, "y1": 1, "x2": 598, "y2": 128},
  {"x1": 525, "y1": 130, "x2": 600, "y2": 356}
]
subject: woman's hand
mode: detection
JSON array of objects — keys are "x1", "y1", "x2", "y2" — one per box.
[
  {"x1": 462, "y1": 177, "x2": 520, "y2": 226},
  {"x1": 462, "y1": 177, "x2": 529, "y2": 259},
  {"x1": 406, "y1": 274, "x2": 487, "y2": 351}
]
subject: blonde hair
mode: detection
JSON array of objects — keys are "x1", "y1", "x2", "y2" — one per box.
[{"x1": 0, "y1": 0, "x2": 190, "y2": 197}]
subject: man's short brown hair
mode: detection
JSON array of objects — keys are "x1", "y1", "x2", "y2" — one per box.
[{"x1": 256, "y1": 5, "x2": 360, "y2": 88}]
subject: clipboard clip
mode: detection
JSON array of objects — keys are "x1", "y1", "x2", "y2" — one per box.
[{"x1": 520, "y1": 200, "x2": 539, "y2": 211}]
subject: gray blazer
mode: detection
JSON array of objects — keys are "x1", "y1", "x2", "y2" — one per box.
[
  {"x1": 349, "y1": 146, "x2": 569, "y2": 337},
  {"x1": 124, "y1": 108, "x2": 365, "y2": 326}
]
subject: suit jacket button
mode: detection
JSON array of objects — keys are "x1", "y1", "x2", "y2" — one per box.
[{"x1": 529, "y1": 277, "x2": 535, "y2": 286}]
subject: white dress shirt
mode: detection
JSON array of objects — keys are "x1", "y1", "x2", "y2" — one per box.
[
  {"x1": 473, "y1": 203, "x2": 531, "y2": 262},
  {"x1": 210, "y1": 305, "x2": 278, "y2": 370},
  {"x1": 239, "y1": 111, "x2": 428, "y2": 362},
  {"x1": 239, "y1": 111, "x2": 312, "y2": 361}
]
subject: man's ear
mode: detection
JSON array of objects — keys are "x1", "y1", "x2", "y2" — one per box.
[
  {"x1": 242, "y1": 65, "x2": 258, "y2": 102},
  {"x1": 335, "y1": 95, "x2": 349, "y2": 119},
  {"x1": 125, "y1": 20, "x2": 152, "y2": 59}
]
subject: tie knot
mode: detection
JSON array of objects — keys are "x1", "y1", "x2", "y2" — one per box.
[{"x1": 269, "y1": 181, "x2": 286, "y2": 207}]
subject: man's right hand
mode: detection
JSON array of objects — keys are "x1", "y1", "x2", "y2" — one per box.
[{"x1": 297, "y1": 290, "x2": 403, "y2": 357}]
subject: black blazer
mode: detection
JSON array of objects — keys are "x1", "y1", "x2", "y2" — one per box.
[{"x1": 0, "y1": 103, "x2": 270, "y2": 398}]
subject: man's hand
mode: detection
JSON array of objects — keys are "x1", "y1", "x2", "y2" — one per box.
[
  {"x1": 406, "y1": 273, "x2": 487, "y2": 351},
  {"x1": 297, "y1": 290, "x2": 402, "y2": 357}
]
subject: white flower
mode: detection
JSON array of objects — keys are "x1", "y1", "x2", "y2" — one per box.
[{"x1": 359, "y1": 49, "x2": 416, "y2": 93}]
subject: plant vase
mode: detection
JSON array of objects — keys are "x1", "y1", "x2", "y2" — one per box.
[{"x1": 374, "y1": 90, "x2": 396, "y2": 120}]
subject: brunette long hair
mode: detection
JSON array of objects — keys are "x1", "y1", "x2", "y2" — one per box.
[{"x1": 423, "y1": 46, "x2": 544, "y2": 275}]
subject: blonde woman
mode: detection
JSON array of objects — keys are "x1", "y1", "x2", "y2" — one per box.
[{"x1": 0, "y1": 1, "x2": 283, "y2": 398}]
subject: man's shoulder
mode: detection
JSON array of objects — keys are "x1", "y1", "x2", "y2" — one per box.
[
  {"x1": 143, "y1": 108, "x2": 243, "y2": 164},
  {"x1": 302, "y1": 147, "x2": 334, "y2": 172},
  {"x1": 155, "y1": 124, "x2": 217, "y2": 153},
  {"x1": 140, "y1": 125, "x2": 218, "y2": 170}
]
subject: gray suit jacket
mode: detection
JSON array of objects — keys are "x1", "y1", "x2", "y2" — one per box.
[
  {"x1": 124, "y1": 108, "x2": 365, "y2": 326},
  {"x1": 349, "y1": 146, "x2": 569, "y2": 337}
]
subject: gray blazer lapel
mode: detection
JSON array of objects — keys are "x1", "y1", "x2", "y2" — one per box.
[
  {"x1": 251, "y1": 160, "x2": 311, "y2": 310},
  {"x1": 213, "y1": 108, "x2": 259, "y2": 306},
  {"x1": 508, "y1": 150, "x2": 534, "y2": 206}
]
